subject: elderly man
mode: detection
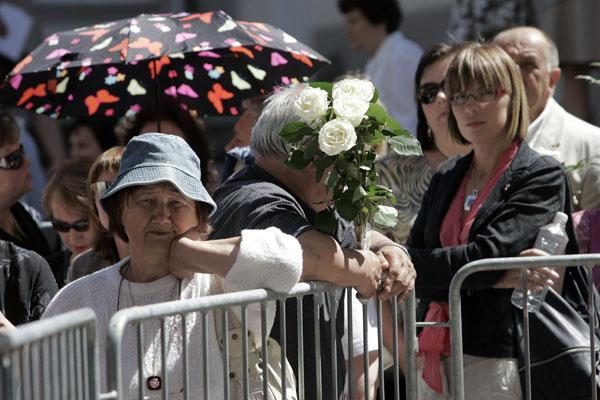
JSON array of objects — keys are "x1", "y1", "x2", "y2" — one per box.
[
  {"x1": 494, "y1": 26, "x2": 600, "y2": 210},
  {"x1": 209, "y1": 84, "x2": 415, "y2": 399}
]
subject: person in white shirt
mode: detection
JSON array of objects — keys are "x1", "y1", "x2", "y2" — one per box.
[
  {"x1": 338, "y1": 0, "x2": 422, "y2": 136},
  {"x1": 494, "y1": 26, "x2": 600, "y2": 210}
]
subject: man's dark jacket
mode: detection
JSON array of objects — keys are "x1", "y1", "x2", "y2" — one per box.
[{"x1": 407, "y1": 142, "x2": 578, "y2": 358}]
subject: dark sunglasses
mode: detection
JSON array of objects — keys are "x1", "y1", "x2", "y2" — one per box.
[
  {"x1": 0, "y1": 144, "x2": 25, "y2": 170},
  {"x1": 51, "y1": 218, "x2": 90, "y2": 233},
  {"x1": 417, "y1": 82, "x2": 444, "y2": 105}
]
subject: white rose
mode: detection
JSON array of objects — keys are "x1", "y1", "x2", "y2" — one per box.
[
  {"x1": 332, "y1": 78, "x2": 375, "y2": 103},
  {"x1": 333, "y1": 97, "x2": 370, "y2": 127},
  {"x1": 318, "y1": 118, "x2": 357, "y2": 156},
  {"x1": 293, "y1": 87, "x2": 329, "y2": 124}
]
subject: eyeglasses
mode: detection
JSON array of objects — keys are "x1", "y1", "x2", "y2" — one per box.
[
  {"x1": 51, "y1": 218, "x2": 90, "y2": 233},
  {"x1": 417, "y1": 82, "x2": 444, "y2": 105},
  {"x1": 91, "y1": 180, "x2": 113, "y2": 197},
  {"x1": 0, "y1": 144, "x2": 25, "y2": 170},
  {"x1": 449, "y1": 88, "x2": 506, "y2": 106}
]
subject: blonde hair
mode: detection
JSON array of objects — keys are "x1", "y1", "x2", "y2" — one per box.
[{"x1": 445, "y1": 42, "x2": 529, "y2": 145}]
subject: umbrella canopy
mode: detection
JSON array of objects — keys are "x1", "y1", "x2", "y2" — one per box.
[{"x1": 0, "y1": 10, "x2": 329, "y2": 119}]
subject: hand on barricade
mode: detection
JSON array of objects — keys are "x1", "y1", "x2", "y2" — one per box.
[
  {"x1": 494, "y1": 249, "x2": 559, "y2": 290},
  {"x1": 376, "y1": 245, "x2": 416, "y2": 302},
  {"x1": 354, "y1": 249, "x2": 387, "y2": 299}
]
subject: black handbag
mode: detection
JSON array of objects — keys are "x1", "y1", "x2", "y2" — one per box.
[{"x1": 514, "y1": 266, "x2": 600, "y2": 400}]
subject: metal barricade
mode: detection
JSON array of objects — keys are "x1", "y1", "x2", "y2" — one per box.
[
  {"x1": 0, "y1": 308, "x2": 99, "y2": 400},
  {"x1": 448, "y1": 254, "x2": 600, "y2": 400},
  {"x1": 104, "y1": 282, "x2": 346, "y2": 400},
  {"x1": 103, "y1": 281, "x2": 414, "y2": 400}
]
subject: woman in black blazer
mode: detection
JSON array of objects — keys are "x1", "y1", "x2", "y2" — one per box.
[{"x1": 406, "y1": 42, "x2": 575, "y2": 399}]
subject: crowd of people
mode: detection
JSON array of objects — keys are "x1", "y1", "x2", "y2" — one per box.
[{"x1": 0, "y1": 0, "x2": 599, "y2": 399}]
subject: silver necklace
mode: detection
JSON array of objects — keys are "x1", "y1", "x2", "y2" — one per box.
[{"x1": 117, "y1": 262, "x2": 182, "y2": 391}]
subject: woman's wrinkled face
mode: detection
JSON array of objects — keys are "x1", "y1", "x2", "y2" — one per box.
[
  {"x1": 50, "y1": 201, "x2": 95, "y2": 258},
  {"x1": 120, "y1": 182, "x2": 199, "y2": 254}
]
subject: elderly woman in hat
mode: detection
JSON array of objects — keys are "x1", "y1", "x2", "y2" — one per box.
[{"x1": 41, "y1": 133, "x2": 303, "y2": 398}]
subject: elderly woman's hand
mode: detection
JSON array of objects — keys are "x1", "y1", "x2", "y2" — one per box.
[
  {"x1": 494, "y1": 249, "x2": 560, "y2": 290},
  {"x1": 376, "y1": 245, "x2": 416, "y2": 302},
  {"x1": 168, "y1": 228, "x2": 211, "y2": 279}
]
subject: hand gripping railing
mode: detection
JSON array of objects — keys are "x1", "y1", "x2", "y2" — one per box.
[
  {"x1": 448, "y1": 254, "x2": 600, "y2": 400},
  {"x1": 0, "y1": 308, "x2": 99, "y2": 400}
]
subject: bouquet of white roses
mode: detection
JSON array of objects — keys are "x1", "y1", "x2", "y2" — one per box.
[{"x1": 279, "y1": 78, "x2": 422, "y2": 244}]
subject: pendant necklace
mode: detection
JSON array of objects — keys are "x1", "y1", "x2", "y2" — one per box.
[
  {"x1": 117, "y1": 262, "x2": 182, "y2": 392},
  {"x1": 463, "y1": 189, "x2": 479, "y2": 212}
]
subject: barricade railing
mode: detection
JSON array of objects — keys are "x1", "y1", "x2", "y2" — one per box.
[
  {"x1": 448, "y1": 254, "x2": 600, "y2": 400},
  {"x1": 103, "y1": 281, "x2": 413, "y2": 400},
  {"x1": 0, "y1": 308, "x2": 99, "y2": 400}
]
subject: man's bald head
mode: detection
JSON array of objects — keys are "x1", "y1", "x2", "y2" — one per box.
[{"x1": 493, "y1": 26, "x2": 561, "y2": 122}]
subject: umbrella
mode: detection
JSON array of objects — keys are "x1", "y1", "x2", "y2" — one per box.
[{"x1": 0, "y1": 10, "x2": 329, "y2": 119}]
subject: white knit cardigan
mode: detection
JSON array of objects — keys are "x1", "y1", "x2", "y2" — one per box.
[{"x1": 43, "y1": 227, "x2": 303, "y2": 399}]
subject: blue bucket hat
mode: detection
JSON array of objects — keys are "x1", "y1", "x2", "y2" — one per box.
[{"x1": 100, "y1": 132, "x2": 217, "y2": 214}]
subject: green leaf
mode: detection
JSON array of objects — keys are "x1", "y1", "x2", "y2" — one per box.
[
  {"x1": 366, "y1": 103, "x2": 388, "y2": 124},
  {"x1": 371, "y1": 88, "x2": 379, "y2": 104},
  {"x1": 325, "y1": 166, "x2": 340, "y2": 188},
  {"x1": 388, "y1": 135, "x2": 423, "y2": 156},
  {"x1": 314, "y1": 209, "x2": 337, "y2": 234},
  {"x1": 337, "y1": 200, "x2": 359, "y2": 221},
  {"x1": 315, "y1": 156, "x2": 335, "y2": 183},
  {"x1": 287, "y1": 149, "x2": 312, "y2": 170},
  {"x1": 303, "y1": 138, "x2": 319, "y2": 160},
  {"x1": 309, "y1": 81, "x2": 333, "y2": 97},
  {"x1": 280, "y1": 121, "x2": 314, "y2": 143},
  {"x1": 352, "y1": 185, "x2": 368, "y2": 203},
  {"x1": 365, "y1": 129, "x2": 386, "y2": 145},
  {"x1": 372, "y1": 205, "x2": 398, "y2": 227},
  {"x1": 385, "y1": 115, "x2": 402, "y2": 131}
]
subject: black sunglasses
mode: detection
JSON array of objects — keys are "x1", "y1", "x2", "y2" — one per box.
[
  {"x1": 0, "y1": 144, "x2": 25, "y2": 170},
  {"x1": 51, "y1": 218, "x2": 90, "y2": 233},
  {"x1": 417, "y1": 82, "x2": 444, "y2": 105}
]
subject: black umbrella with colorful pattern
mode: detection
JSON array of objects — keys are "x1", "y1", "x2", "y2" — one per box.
[{"x1": 0, "y1": 10, "x2": 329, "y2": 119}]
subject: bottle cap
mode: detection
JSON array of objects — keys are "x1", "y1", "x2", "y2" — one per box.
[{"x1": 554, "y1": 211, "x2": 568, "y2": 225}]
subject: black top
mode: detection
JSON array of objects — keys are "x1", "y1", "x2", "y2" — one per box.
[
  {"x1": 0, "y1": 202, "x2": 68, "y2": 288},
  {"x1": 407, "y1": 142, "x2": 578, "y2": 357},
  {"x1": 0, "y1": 240, "x2": 58, "y2": 325},
  {"x1": 210, "y1": 163, "x2": 354, "y2": 399}
]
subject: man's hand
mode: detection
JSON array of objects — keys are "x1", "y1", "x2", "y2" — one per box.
[
  {"x1": 376, "y1": 245, "x2": 415, "y2": 301},
  {"x1": 494, "y1": 249, "x2": 560, "y2": 290},
  {"x1": 0, "y1": 311, "x2": 15, "y2": 332},
  {"x1": 354, "y1": 250, "x2": 387, "y2": 299}
]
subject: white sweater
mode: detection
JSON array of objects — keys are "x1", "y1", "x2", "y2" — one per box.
[{"x1": 43, "y1": 227, "x2": 303, "y2": 399}]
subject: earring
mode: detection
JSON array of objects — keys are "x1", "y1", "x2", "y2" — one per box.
[{"x1": 427, "y1": 127, "x2": 433, "y2": 140}]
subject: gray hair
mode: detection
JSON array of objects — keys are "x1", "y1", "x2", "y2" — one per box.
[{"x1": 250, "y1": 84, "x2": 307, "y2": 159}]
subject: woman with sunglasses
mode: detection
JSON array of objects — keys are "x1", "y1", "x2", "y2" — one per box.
[
  {"x1": 42, "y1": 158, "x2": 98, "y2": 287},
  {"x1": 68, "y1": 146, "x2": 128, "y2": 283},
  {"x1": 0, "y1": 111, "x2": 64, "y2": 278},
  {"x1": 405, "y1": 42, "x2": 577, "y2": 398},
  {"x1": 376, "y1": 43, "x2": 471, "y2": 244}
]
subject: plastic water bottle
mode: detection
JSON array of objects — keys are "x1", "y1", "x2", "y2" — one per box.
[{"x1": 511, "y1": 212, "x2": 569, "y2": 313}]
